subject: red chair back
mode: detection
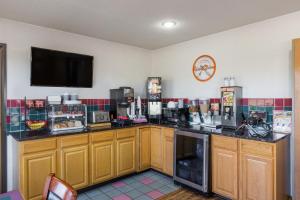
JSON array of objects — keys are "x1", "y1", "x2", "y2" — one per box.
[{"x1": 42, "y1": 173, "x2": 77, "y2": 200}]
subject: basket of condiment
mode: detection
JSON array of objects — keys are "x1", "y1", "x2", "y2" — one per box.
[{"x1": 26, "y1": 120, "x2": 47, "y2": 130}]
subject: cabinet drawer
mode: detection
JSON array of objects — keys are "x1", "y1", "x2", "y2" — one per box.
[
  {"x1": 240, "y1": 139, "x2": 274, "y2": 157},
  {"x1": 20, "y1": 138, "x2": 57, "y2": 154},
  {"x1": 116, "y1": 128, "x2": 136, "y2": 139},
  {"x1": 90, "y1": 130, "x2": 115, "y2": 143},
  {"x1": 212, "y1": 135, "x2": 238, "y2": 151},
  {"x1": 58, "y1": 134, "x2": 89, "y2": 148}
]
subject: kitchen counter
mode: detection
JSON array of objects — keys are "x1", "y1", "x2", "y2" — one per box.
[
  {"x1": 216, "y1": 127, "x2": 290, "y2": 143},
  {"x1": 9, "y1": 122, "x2": 290, "y2": 143},
  {"x1": 176, "y1": 124, "x2": 290, "y2": 143},
  {"x1": 8, "y1": 123, "x2": 149, "y2": 141}
]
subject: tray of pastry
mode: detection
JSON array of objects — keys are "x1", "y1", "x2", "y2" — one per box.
[{"x1": 51, "y1": 120, "x2": 85, "y2": 132}]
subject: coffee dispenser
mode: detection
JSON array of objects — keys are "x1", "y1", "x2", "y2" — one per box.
[
  {"x1": 110, "y1": 87, "x2": 134, "y2": 119},
  {"x1": 221, "y1": 86, "x2": 242, "y2": 128},
  {"x1": 147, "y1": 77, "x2": 162, "y2": 121}
]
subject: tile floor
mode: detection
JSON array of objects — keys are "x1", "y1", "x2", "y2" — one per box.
[{"x1": 78, "y1": 170, "x2": 181, "y2": 200}]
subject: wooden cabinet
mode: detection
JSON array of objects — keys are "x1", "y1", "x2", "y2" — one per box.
[
  {"x1": 19, "y1": 138, "x2": 57, "y2": 200},
  {"x1": 116, "y1": 128, "x2": 136, "y2": 176},
  {"x1": 162, "y1": 128, "x2": 174, "y2": 176},
  {"x1": 212, "y1": 135, "x2": 289, "y2": 200},
  {"x1": 138, "y1": 127, "x2": 151, "y2": 171},
  {"x1": 294, "y1": 38, "x2": 300, "y2": 199},
  {"x1": 57, "y1": 134, "x2": 89, "y2": 190},
  {"x1": 90, "y1": 130, "x2": 115, "y2": 184},
  {"x1": 212, "y1": 135, "x2": 238, "y2": 200},
  {"x1": 151, "y1": 127, "x2": 163, "y2": 170},
  {"x1": 239, "y1": 139, "x2": 275, "y2": 200},
  {"x1": 240, "y1": 153, "x2": 273, "y2": 200}
]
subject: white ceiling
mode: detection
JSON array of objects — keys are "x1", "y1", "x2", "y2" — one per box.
[{"x1": 1, "y1": 0, "x2": 300, "y2": 49}]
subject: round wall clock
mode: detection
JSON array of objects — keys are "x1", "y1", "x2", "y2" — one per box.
[{"x1": 192, "y1": 55, "x2": 216, "y2": 82}]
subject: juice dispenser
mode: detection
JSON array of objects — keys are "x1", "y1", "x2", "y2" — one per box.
[{"x1": 221, "y1": 86, "x2": 243, "y2": 128}]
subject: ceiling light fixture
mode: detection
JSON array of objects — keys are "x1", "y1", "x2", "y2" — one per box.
[{"x1": 161, "y1": 21, "x2": 177, "y2": 29}]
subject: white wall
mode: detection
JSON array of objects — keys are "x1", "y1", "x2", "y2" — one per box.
[
  {"x1": 2, "y1": 10, "x2": 300, "y2": 100},
  {"x1": 151, "y1": 11, "x2": 300, "y2": 98},
  {"x1": 0, "y1": 18, "x2": 151, "y2": 99}
]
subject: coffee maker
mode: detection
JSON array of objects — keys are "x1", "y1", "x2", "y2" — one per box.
[
  {"x1": 110, "y1": 87, "x2": 134, "y2": 120},
  {"x1": 147, "y1": 77, "x2": 162, "y2": 122},
  {"x1": 221, "y1": 86, "x2": 243, "y2": 128}
]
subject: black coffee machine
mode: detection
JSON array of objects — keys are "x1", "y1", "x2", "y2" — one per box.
[
  {"x1": 110, "y1": 87, "x2": 134, "y2": 125},
  {"x1": 162, "y1": 107, "x2": 189, "y2": 126}
]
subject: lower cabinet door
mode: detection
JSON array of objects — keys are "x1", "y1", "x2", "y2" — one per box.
[
  {"x1": 116, "y1": 137, "x2": 136, "y2": 176},
  {"x1": 212, "y1": 147, "x2": 238, "y2": 200},
  {"x1": 59, "y1": 145, "x2": 89, "y2": 190},
  {"x1": 21, "y1": 150, "x2": 56, "y2": 200},
  {"x1": 90, "y1": 140, "x2": 115, "y2": 184},
  {"x1": 163, "y1": 128, "x2": 174, "y2": 176},
  {"x1": 151, "y1": 127, "x2": 163, "y2": 170},
  {"x1": 241, "y1": 153, "x2": 274, "y2": 200},
  {"x1": 139, "y1": 128, "x2": 151, "y2": 171}
]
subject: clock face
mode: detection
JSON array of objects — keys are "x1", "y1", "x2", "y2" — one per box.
[{"x1": 192, "y1": 55, "x2": 216, "y2": 82}]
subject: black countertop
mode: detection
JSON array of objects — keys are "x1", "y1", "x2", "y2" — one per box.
[
  {"x1": 9, "y1": 122, "x2": 290, "y2": 143},
  {"x1": 173, "y1": 124, "x2": 289, "y2": 143},
  {"x1": 8, "y1": 123, "x2": 150, "y2": 142}
]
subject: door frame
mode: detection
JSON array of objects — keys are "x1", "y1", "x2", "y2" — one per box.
[{"x1": 0, "y1": 43, "x2": 7, "y2": 192}]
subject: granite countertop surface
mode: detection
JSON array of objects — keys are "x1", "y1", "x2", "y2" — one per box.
[
  {"x1": 9, "y1": 122, "x2": 290, "y2": 143},
  {"x1": 172, "y1": 124, "x2": 290, "y2": 143}
]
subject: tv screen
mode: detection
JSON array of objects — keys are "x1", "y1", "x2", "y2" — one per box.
[{"x1": 31, "y1": 47, "x2": 93, "y2": 87}]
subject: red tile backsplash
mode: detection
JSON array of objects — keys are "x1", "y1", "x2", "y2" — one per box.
[
  {"x1": 275, "y1": 98, "x2": 284, "y2": 106},
  {"x1": 99, "y1": 105, "x2": 104, "y2": 110},
  {"x1": 256, "y1": 99, "x2": 265, "y2": 106},
  {"x1": 6, "y1": 116, "x2": 10, "y2": 124},
  {"x1": 284, "y1": 98, "x2": 292, "y2": 107},
  {"x1": 264, "y1": 98, "x2": 274, "y2": 106},
  {"x1": 242, "y1": 98, "x2": 248, "y2": 106},
  {"x1": 11, "y1": 99, "x2": 19, "y2": 107},
  {"x1": 248, "y1": 99, "x2": 257, "y2": 106},
  {"x1": 6, "y1": 97, "x2": 292, "y2": 110}
]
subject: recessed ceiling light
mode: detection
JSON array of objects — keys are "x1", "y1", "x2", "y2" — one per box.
[{"x1": 161, "y1": 21, "x2": 177, "y2": 29}]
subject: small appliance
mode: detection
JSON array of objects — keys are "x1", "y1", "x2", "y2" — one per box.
[
  {"x1": 88, "y1": 111, "x2": 110, "y2": 124},
  {"x1": 61, "y1": 93, "x2": 81, "y2": 105},
  {"x1": 162, "y1": 108, "x2": 179, "y2": 124},
  {"x1": 220, "y1": 86, "x2": 243, "y2": 128},
  {"x1": 189, "y1": 99, "x2": 201, "y2": 125},
  {"x1": 110, "y1": 87, "x2": 134, "y2": 119},
  {"x1": 236, "y1": 111, "x2": 271, "y2": 137},
  {"x1": 162, "y1": 107, "x2": 189, "y2": 126},
  {"x1": 200, "y1": 102, "x2": 222, "y2": 129},
  {"x1": 47, "y1": 96, "x2": 61, "y2": 105},
  {"x1": 147, "y1": 77, "x2": 162, "y2": 122}
]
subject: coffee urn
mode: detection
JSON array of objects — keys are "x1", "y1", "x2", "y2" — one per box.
[{"x1": 221, "y1": 86, "x2": 243, "y2": 128}]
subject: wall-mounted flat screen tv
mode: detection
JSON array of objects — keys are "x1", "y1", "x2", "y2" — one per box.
[{"x1": 31, "y1": 47, "x2": 93, "y2": 88}]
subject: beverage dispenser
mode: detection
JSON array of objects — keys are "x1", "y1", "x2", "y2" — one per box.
[
  {"x1": 221, "y1": 86, "x2": 243, "y2": 128},
  {"x1": 147, "y1": 77, "x2": 162, "y2": 122}
]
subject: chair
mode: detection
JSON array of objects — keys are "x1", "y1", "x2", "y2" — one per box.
[{"x1": 42, "y1": 173, "x2": 77, "y2": 200}]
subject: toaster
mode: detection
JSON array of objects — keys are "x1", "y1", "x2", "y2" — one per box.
[{"x1": 88, "y1": 111, "x2": 110, "y2": 123}]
